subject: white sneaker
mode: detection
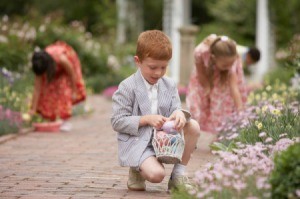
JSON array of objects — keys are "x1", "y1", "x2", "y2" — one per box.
[{"x1": 60, "y1": 122, "x2": 72, "y2": 132}]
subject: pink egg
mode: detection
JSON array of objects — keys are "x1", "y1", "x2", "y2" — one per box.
[{"x1": 162, "y1": 120, "x2": 176, "y2": 133}]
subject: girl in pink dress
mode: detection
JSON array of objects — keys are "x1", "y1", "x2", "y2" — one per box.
[
  {"x1": 186, "y1": 34, "x2": 247, "y2": 134},
  {"x1": 30, "y1": 41, "x2": 86, "y2": 122}
]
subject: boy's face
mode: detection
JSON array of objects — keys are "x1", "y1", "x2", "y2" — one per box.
[
  {"x1": 134, "y1": 56, "x2": 168, "y2": 85},
  {"x1": 245, "y1": 54, "x2": 255, "y2": 66}
]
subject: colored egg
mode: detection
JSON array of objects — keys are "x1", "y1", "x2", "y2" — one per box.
[{"x1": 162, "y1": 120, "x2": 176, "y2": 133}]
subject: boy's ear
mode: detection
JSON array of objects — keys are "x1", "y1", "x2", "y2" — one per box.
[{"x1": 134, "y1": 56, "x2": 140, "y2": 64}]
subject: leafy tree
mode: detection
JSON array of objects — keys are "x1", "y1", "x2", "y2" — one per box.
[
  {"x1": 269, "y1": 0, "x2": 300, "y2": 47},
  {"x1": 31, "y1": 0, "x2": 116, "y2": 36},
  {"x1": 0, "y1": 0, "x2": 32, "y2": 16},
  {"x1": 144, "y1": 0, "x2": 163, "y2": 30},
  {"x1": 205, "y1": 0, "x2": 256, "y2": 45}
]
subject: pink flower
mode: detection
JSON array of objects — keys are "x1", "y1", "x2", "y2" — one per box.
[
  {"x1": 177, "y1": 85, "x2": 187, "y2": 96},
  {"x1": 102, "y1": 85, "x2": 118, "y2": 98},
  {"x1": 265, "y1": 137, "x2": 273, "y2": 143},
  {"x1": 259, "y1": 132, "x2": 267, "y2": 137}
]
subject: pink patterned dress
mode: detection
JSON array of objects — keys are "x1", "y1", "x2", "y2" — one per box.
[
  {"x1": 186, "y1": 39, "x2": 247, "y2": 134},
  {"x1": 36, "y1": 41, "x2": 86, "y2": 121}
]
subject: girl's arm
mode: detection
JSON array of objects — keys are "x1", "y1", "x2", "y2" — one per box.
[
  {"x1": 229, "y1": 72, "x2": 243, "y2": 111},
  {"x1": 30, "y1": 76, "x2": 42, "y2": 114},
  {"x1": 59, "y1": 54, "x2": 77, "y2": 93}
]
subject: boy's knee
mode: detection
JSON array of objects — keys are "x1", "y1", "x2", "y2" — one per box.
[
  {"x1": 185, "y1": 119, "x2": 201, "y2": 138},
  {"x1": 147, "y1": 169, "x2": 165, "y2": 183}
]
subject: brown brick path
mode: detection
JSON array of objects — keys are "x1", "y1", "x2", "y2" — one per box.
[{"x1": 0, "y1": 95, "x2": 216, "y2": 199}]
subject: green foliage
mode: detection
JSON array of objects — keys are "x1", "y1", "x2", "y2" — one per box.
[
  {"x1": 86, "y1": 73, "x2": 123, "y2": 94},
  {"x1": 270, "y1": 143, "x2": 300, "y2": 199},
  {"x1": 0, "y1": 119, "x2": 20, "y2": 136},
  {"x1": 237, "y1": 108, "x2": 300, "y2": 145},
  {"x1": 0, "y1": 0, "x2": 32, "y2": 16},
  {"x1": 210, "y1": 141, "x2": 237, "y2": 152},
  {"x1": 269, "y1": 0, "x2": 300, "y2": 47},
  {"x1": 144, "y1": 0, "x2": 163, "y2": 30},
  {"x1": 0, "y1": 74, "x2": 33, "y2": 112},
  {"x1": 263, "y1": 66, "x2": 295, "y2": 86},
  {"x1": 29, "y1": 0, "x2": 116, "y2": 36},
  {"x1": 191, "y1": 0, "x2": 214, "y2": 25},
  {"x1": 171, "y1": 186, "x2": 196, "y2": 199},
  {"x1": 0, "y1": 38, "x2": 32, "y2": 73},
  {"x1": 285, "y1": 35, "x2": 300, "y2": 74},
  {"x1": 203, "y1": 0, "x2": 257, "y2": 45}
]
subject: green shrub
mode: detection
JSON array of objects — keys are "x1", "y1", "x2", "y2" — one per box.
[
  {"x1": 270, "y1": 143, "x2": 300, "y2": 199},
  {"x1": 264, "y1": 66, "x2": 295, "y2": 86},
  {"x1": 0, "y1": 73, "x2": 33, "y2": 112},
  {"x1": 0, "y1": 38, "x2": 32, "y2": 73}
]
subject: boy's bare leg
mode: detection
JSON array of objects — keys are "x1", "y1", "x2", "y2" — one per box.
[
  {"x1": 140, "y1": 156, "x2": 165, "y2": 183},
  {"x1": 181, "y1": 119, "x2": 200, "y2": 165},
  {"x1": 168, "y1": 119, "x2": 200, "y2": 190}
]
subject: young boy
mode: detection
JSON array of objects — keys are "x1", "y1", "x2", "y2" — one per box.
[
  {"x1": 111, "y1": 30, "x2": 200, "y2": 191},
  {"x1": 236, "y1": 45, "x2": 261, "y2": 68}
]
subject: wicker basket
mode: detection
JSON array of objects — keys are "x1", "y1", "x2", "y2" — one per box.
[{"x1": 152, "y1": 129, "x2": 185, "y2": 164}]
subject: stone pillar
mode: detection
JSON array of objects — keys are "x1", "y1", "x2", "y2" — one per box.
[
  {"x1": 254, "y1": 0, "x2": 270, "y2": 82},
  {"x1": 179, "y1": 25, "x2": 199, "y2": 86}
]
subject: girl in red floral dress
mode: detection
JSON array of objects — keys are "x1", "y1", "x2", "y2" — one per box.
[
  {"x1": 186, "y1": 34, "x2": 247, "y2": 134},
  {"x1": 30, "y1": 41, "x2": 86, "y2": 127}
]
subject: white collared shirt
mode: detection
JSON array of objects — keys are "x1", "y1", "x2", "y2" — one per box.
[{"x1": 142, "y1": 77, "x2": 158, "y2": 114}]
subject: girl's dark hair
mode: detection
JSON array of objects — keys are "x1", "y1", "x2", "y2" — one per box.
[{"x1": 32, "y1": 51, "x2": 56, "y2": 82}]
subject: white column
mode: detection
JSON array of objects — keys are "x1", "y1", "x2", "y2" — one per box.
[
  {"x1": 254, "y1": 0, "x2": 270, "y2": 82},
  {"x1": 116, "y1": 0, "x2": 127, "y2": 44},
  {"x1": 163, "y1": 0, "x2": 189, "y2": 84}
]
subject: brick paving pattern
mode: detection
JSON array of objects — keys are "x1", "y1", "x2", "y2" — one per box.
[{"x1": 0, "y1": 95, "x2": 216, "y2": 199}]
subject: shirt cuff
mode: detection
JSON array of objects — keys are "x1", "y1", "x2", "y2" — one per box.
[{"x1": 180, "y1": 109, "x2": 191, "y2": 123}]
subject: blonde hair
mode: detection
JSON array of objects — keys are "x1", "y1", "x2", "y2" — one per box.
[
  {"x1": 208, "y1": 36, "x2": 237, "y2": 86},
  {"x1": 210, "y1": 36, "x2": 237, "y2": 57},
  {"x1": 136, "y1": 30, "x2": 172, "y2": 62}
]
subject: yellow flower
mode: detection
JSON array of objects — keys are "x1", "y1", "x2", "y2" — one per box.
[
  {"x1": 272, "y1": 93, "x2": 278, "y2": 100},
  {"x1": 256, "y1": 122, "x2": 263, "y2": 130},
  {"x1": 22, "y1": 113, "x2": 31, "y2": 122},
  {"x1": 280, "y1": 84, "x2": 287, "y2": 91},
  {"x1": 255, "y1": 94, "x2": 261, "y2": 101},
  {"x1": 266, "y1": 85, "x2": 272, "y2": 91},
  {"x1": 262, "y1": 105, "x2": 268, "y2": 113},
  {"x1": 271, "y1": 109, "x2": 281, "y2": 116}
]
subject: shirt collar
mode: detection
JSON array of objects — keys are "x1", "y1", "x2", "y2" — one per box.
[{"x1": 141, "y1": 75, "x2": 158, "y2": 90}]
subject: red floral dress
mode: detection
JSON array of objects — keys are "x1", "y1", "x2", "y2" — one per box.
[
  {"x1": 36, "y1": 41, "x2": 86, "y2": 121},
  {"x1": 186, "y1": 39, "x2": 247, "y2": 134}
]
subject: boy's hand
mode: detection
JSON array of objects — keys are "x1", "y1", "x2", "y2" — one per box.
[
  {"x1": 169, "y1": 110, "x2": 186, "y2": 131},
  {"x1": 140, "y1": 115, "x2": 167, "y2": 130}
]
